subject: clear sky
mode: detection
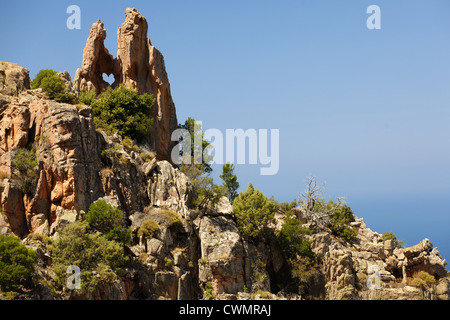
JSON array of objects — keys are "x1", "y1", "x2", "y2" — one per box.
[{"x1": 1, "y1": 1, "x2": 449, "y2": 260}]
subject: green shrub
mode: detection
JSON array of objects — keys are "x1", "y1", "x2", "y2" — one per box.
[
  {"x1": 84, "y1": 200, "x2": 132, "y2": 245},
  {"x1": 78, "y1": 90, "x2": 96, "y2": 106},
  {"x1": 203, "y1": 281, "x2": 215, "y2": 300},
  {"x1": 91, "y1": 86, "x2": 154, "y2": 141},
  {"x1": 32, "y1": 70, "x2": 77, "y2": 104},
  {"x1": 160, "y1": 210, "x2": 182, "y2": 229},
  {"x1": 251, "y1": 289, "x2": 271, "y2": 299},
  {"x1": 381, "y1": 231, "x2": 403, "y2": 247},
  {"x1": 31, "y1": 69, "x2": 57, "y2": 89},
  {"x1": 122, "y1": 137, "x2": 140, "y2": 153},
  {"x1": 330, "y1": 205, "x2": 358, "y2": 244},
  {"x1": 277, "y1": 217, "x2": 314, "y2": 261},
  {"x1": 178, "y1": 117, "x2": 213, "y2": 175},
  {"x1": 412, "y1": 271, "x2": 436, "y2": 289},
  {"x1": 220, "y1": 162, "x2": 239, "y2": 203},
  {"x1": 140, "y1": 152, "x2": 155, "y2": 162},
  {"x1": 275, "y1": 217, "x2": 320, "y2": 296},
  {"x1": 40, "y1": 75, "x2": 65, "y2": 99},
  {"x1": 0, "y1": 235, "x2": 37, "y2": 292},
  {"x1": 193, "y1": 176, "x2": 227, "y2": 211},
  {"x1": 289, "y1": 256, "x2": 321, "y2": 297},
  {"x1": 138, "y1": 220, "x2": 160, "y2": 240},
  {"x1": 51, "y1": 221, "x2": 127, "y2": 293},
  {"x1": 232, "y1": 183, "x2": 276, "y2": 239},
  {"x1": 11, "y1": 146, "x2": 38, "y2": 195}
]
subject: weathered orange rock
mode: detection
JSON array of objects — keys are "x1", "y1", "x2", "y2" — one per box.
[
  {"x1": 0, "y1": 62, "x2": 31, "y2": 96},
  {"x1": 73, "y1": 20, "x2": 115, "y2": 94},
  {"x1": 0, "y1": 89, "x2": 105, "y2": 236},
  {"x1": 73, "y1": 8, "x2": 178, "y2": 160}
]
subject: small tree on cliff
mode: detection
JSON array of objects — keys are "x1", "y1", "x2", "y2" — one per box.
[
  {"x1": 177, "y1": 117, "x2": 213, "y2": 179},
  {"x1": 232, "y1": 183, "x2": 276, "y2": 239},
  {"x1": 220, "y1": 162, "x2": 239, "y2": 203},
  {"x1": 177, "y1": 118, "x2": 226, "y2": 211}
]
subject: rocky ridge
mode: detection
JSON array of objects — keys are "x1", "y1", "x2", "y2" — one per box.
[{"x1": 0, "y1": 9, "x2": 449, "y2": 300}]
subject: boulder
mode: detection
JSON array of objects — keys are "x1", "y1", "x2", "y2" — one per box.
[
  {"x1": 0, "y1": 62, "x2": 31, "y2": 96},
  {"x1": 403, "y1": 239, "x2": 433, "y2": 258}
]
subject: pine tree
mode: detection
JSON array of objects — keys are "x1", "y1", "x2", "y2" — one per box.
[{"x1": 220, "y1": 162, "x2": 239, "y2": 202}]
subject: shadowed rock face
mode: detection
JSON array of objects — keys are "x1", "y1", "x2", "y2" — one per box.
[{"x1": 73, "y1": 8, "x2": 178, "y2": 160}]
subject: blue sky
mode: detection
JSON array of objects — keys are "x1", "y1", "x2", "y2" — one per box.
[{"x1": 1, "y1": 1, "x2": 449, "y2": 259}]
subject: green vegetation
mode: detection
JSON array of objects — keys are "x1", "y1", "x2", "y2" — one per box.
[
  {"x1": 91, "y1": 85, "x2": 154, "y2": 141},
  {"x1": 203, "y1": 281, "x2": 215, "y2": 300},
  {"x1": 32, "y1": 69, "x2": 76, "y2": 104},
  {"x1": 0, "y1": 235, "x2": 37, "y2": 294},
  {"x1": 177, "y1": 118, "x2": 241, "y2": 213},
  {"x1": 137, "y1": 220, "x2": 160, "y2": 240},
  {"x1": 11, "y1": 145, "x2": 38, "y2": 195},
  {"x1": 412, "y1": 271, "x2": 436, "y2": 289},
  {"x1": 160, "y1": 210, "x2": 182, "y2": 229},
  {"x1": 193, "y1": 176, "x2": 227, "y2": 211},
  {"x1": 381, "y1": 231, "x2": 403, "y2": 247},
  {"x1": 51, "y1": 221, "x2": 127, "y2": 293},
  {"x1": 31, "y1": 69, "x2": 57, "y2": 89},
  {"x1": 251, "y1": 289, "x2": 272, "y2": 299},
  {"x1": 78, "y1": 90, "x2": 96, "y2": 106},
  {"x1": 163, "y1": 257, "x2": 174, "y2": 269},
  {"x1": 122, "y1": 137, "x2": 140, "y2": 153},
  {"x1": 198, "y1": 257, "x2": 208, "y2": 266},
  {"x1": 178, "y1": 117, "x2": 213, "y2": 175},
  {"x1": 140, "y1": 152, "x2": 155, "y2": 162},
  {"x1": 220, "y1": 162, "x2": 240, "y2": 203},
  {"x1": 84, "y1": 200, "x2": 132, "y2": 245},
  {"x1": 277, "y1": 215, "x2": 314, "y2": 261},
  {"x1": 177, "y1": 118, "x2": 226, "y2": 211},
  {"x1": 330, "y1": 204, "x2": 358, "y2": 244},
  {"x1": 232, "y1": 183, "x2": 276, "y2": 239},
  {"x1": 275, "y1": 215, "x2": 320, "y2": 296}
]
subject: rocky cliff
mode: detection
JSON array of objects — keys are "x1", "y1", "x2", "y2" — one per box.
[{"x1": 0, "y1": 9, "x2": 448, "y2": 301}]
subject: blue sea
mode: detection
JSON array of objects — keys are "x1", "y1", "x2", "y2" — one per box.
[{"x1": 350, "y1": 195, "x2": 450, "y2": 263}]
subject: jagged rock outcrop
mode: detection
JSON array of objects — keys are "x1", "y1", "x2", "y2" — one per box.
[
  {"x1": 0, "y1": 62, "x2": 31, "y2": 96},
  {"x1": 72, "y1": 20, "x2": 114, "y2": 94},
  {"x1": 308, "y1": 214, "x2": 450, "y2": 300},
  {"x1": 73, "y1": 8, "x2": 177, "y2": 160}
]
